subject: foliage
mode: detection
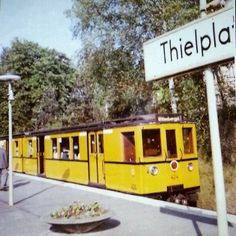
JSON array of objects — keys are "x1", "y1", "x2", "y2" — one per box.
[
  {"x1": 67, "y1": 0, "x2": 199, "y2": 120},
  {"x1": 0, "y1": 39, "x2": 75, "y2": 134},
  {"x1": 174, "y1": 73, "x2": 211, "y2": 158},
  {"x1": 69, "y1": 0, "x2": 199, "y2": 52},
  {"x1": 212, "y1": 63, "x2": 236, "y2": 163},
  {"x1": 65, "y1": 46, "x2": 152, "y2": 121},
  {"x1": 151, "y1": 80, "x2": 172, "y2": 113}
]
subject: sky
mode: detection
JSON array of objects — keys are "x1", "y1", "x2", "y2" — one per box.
[{"x1": 0, "y1": 0, "x2": 81, "y2": 61}]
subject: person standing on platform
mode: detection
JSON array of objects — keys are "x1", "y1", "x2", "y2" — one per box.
[{"x1": 0, "y1": 145, "x2": 8, "y2": 191}]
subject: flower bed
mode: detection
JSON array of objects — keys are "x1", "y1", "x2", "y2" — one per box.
[{"x1": 50, "y1": 201, "x2": 107, "y2": 219}]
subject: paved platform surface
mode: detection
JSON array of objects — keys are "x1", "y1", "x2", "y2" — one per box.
[{"x1": 0, "y1": 173, "x2": 236, "y2": 236}]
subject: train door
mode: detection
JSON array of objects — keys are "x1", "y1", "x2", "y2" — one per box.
[
  {"x1": 97, "y1": 131, "x2": 105, "y2": 185},
  {"x1": 165, "y1": 124, "x2": 181, "y2": 159},
  {"x1": 88, "y1": 131, "x2": 105, "y2": 185},
  {"x1": 37, "y1": 136, "x2": 45, "y2": 175},
  {"x1": 165, "y1": 129, "x2": 177, "y2": 158}
]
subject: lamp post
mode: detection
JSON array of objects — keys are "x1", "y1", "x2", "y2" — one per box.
[{"x1": 0, "y1": 72, "x2": 21, "y2": 206}]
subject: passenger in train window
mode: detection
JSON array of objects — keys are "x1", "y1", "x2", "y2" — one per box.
[
  {"x1": 52, "y1": 139, "x2": 58, "y2": 159},
  {"x1": 72, "y1": 136, "x2": 79, "y2": 160},
  {"x1": 28, "y1": 140, "x2": 33, "y2": 157},
  {"x1": 53, "y1": 148, "x2": 58, "y2": 159},
  {"x1": 74, "y1": 153, "x2": 80, "y2": 160},
  {"x1": 73, "y1": 143, "x2": 80, "y2": 160},
  {"x1": 74, "y1": 153, "x2": 78, "y2": 159},
  {"x1": 61, "y1": 148, "x2": 68, "y2": 159},
  {"x1": 15, "y1": 141, "x2": 19, "y2": 157}
]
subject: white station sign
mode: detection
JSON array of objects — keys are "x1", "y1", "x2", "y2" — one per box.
[{"x1": 143, "y1": 7, "x2": 235, "y2": 81}]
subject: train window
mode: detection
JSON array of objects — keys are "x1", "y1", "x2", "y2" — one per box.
[
  {"x1": 90, "y1": 134, "x2": 96, "y2": 154},
  {"x1": 182, "y1": 128, "x2": 194, "y2": 154},
  {"x1": 122, "y1": 132, "x2": 136, "y2": 162},
  {"x1": 166, "y1": 130, "x2": 177, "y2": 158},
  {"x1": 28, "y1": 140, "x2": 33, "y2": 157},
  {"x1": 98, "y1": 134, "x2": 104, "y2": 154},
  {"x1": 15, "y1": 141, "x2": 19, "y2": 157},
  {"x1": 142, "y1": 129, "x2": 161, "y2": 157},
  {"x1": 52, "y1": 138, "x2": 58, "y2": 159},
  {"x1": 60, "y1": 137, "x2": 69, "y2": 159},
  {"x1": 72, "y1": 136, "x2": 80, "y2": 159}
]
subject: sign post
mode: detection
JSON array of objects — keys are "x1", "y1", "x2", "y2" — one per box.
[
  {"x1": 143, "y1": 4, "x2": 234, "y2": 236},
  {"x1": 201, "y1": 1, "x2": 228, "y2": 235}
]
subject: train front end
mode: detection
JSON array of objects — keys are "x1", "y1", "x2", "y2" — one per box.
[{"x1": 138, "y1": 115, "x2": 200, "y2": 204}]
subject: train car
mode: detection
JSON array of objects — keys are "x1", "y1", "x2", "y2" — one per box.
[
  {"x1": 42, "y1": 129, "x2": 89, "y2": 184},
  {"x1": 0, "y1": 113, "x2": 200, "y2": 204},
  {"x1": 103, "y1": 114, "x2": 200, "y2": 203},
  {"x1": 11, "y1": 133, "x2": 38, "y2": 175}
]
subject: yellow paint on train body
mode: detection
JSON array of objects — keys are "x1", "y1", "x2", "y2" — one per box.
[{"x1": 44, "y1": 160, "x2": 89, "y2": 184}]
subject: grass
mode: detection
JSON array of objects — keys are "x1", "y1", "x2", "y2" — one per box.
[{"x1": 197, "y1": 158, "x2": 236, "y2": 215}]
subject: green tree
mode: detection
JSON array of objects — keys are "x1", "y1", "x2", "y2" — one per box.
[
  {"x1": 212, "y1": 63, "x2": 236, "y2": 162},
  {"x1": 0, "y1": 39, "x2": 75, "y2": 134},
  {"x1": 69, "y1": 0, "x2": 198, "y2": 57},
  {"x1": 68, "y1": 0, "x2": 199, "y2": 119}
]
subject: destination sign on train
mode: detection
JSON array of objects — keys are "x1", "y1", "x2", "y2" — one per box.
[{"x1": 143, "y1": 7, "x2": 235, "y2": 81}]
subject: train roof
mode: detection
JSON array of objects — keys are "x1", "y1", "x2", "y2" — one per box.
[{"x1": 0, "y1": 113, "x2": 194, "y2": 138}]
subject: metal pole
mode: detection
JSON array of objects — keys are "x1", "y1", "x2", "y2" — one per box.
[
  {"x1": 8, "y1": 82, "x2": 14, "y2": 206},
  {"x1": 200, "y1": 1, "x2": 229, "y2": 235},
  {"x1": 204, "y1": 69, "x2": 229, "y2": 236}
]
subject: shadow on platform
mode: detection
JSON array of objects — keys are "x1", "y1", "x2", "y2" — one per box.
[
  {"x1": 160, "y1": 206, "x2": 233, "y2": 236},
  {"x1": 13, "y1": 179, "x2": 31, "y2": 189},
  {"x1": 15, "y1": 185, "x2": 56, "y2": 205}
]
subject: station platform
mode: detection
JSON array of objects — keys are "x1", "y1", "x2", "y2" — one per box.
[{"x1": 0, "y1": 173, "x2": 236, "y2": 236}]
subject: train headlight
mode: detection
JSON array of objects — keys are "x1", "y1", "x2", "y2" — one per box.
[
  {"x1": 149, "y1": 166, "x2": 158, "y2": 176},
  {"x1": 187, "y1": 162, "x2": 193, "y2": 171},
  {"x1": 170, "y1": 160, "x2": 178, "y2": 172}
]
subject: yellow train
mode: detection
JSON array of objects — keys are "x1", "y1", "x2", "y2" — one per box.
[{"x1": 0, "y1": 114, "x2": 200, "y2": 204}]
